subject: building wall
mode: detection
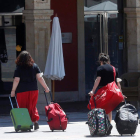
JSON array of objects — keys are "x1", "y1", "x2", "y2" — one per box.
[
  {"x1": 124, "y1": 0, "x2": 140, "y2": 72},
  {"x1": 51, "y1": 0, "x2": 78, "y2": 92}
]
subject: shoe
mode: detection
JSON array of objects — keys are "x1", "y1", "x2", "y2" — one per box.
[
  {"x1": 34, "y1": 122, "x2": 39, "y2": 130},
  {"x1": 106, "y1": 124, "x2": 113, "y2": 135}
]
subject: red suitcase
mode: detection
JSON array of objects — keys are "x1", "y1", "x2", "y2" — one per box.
[{"x1": 44, "y1": 91, "x2": 68, "y2": 131}]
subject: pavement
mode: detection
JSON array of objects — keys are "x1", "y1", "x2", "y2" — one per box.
[{"x1": 1, "y1": 111, "x2": 140, "y2": 140}]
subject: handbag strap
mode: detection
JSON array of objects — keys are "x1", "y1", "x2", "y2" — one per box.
[
  {"x1": 112, "y1": 66, "x2": 116, "y2": 81},
  {"x1": 88, "y1": 96, "x2": 96, "y2": 110}
]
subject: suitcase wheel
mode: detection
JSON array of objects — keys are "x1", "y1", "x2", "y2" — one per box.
[
  {"x1": 52, "y1": 130, "x2": 54, "y2": 132},
  {"x1": 121, "y1": 134, "x2": 122, "y2": 136},
  {"x1": 29, "y1": 129, "x2": 31, "y2": 132},
  {"x1": 63, "y1": 130, "x2": 64, "y2": 132}
]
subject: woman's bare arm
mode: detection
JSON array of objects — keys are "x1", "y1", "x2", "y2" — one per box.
[
  {"x1": 117, "y1": 82, "x2": 122, "y2": 93},
  {"x1": 11, "y1": 77, "x2": 20, "y2": 97},
  {"x1": 89, "y1": 77, "x2": 101, "y2": 96},
  {"x1": 36, "y1": 73, "x2": 50, "y2": 92}
]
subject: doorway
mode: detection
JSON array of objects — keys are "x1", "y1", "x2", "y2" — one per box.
[
  {"x1": 84, "y1": 10, "x2": 123, "y2": 94},
  {"x1": 0, "y1": 13, "x2": 25, "y2": 95}
]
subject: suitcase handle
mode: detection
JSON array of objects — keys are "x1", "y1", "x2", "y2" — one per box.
[
  {"x1": 9, "y1": 95, "x2": 19, "y2": 109},
  {"x1": 44, "y1": 90, "x2": 53, "y2": 105},
  {"x1": 88, "y1": 96, "x2": 96, "y2": 110},
  {"x1": 93, "y1": 97, "x2": 96, "y2": 108}
]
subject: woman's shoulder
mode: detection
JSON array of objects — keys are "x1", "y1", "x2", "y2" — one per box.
[
  {"x1": 97, "y1": 64, "x2": 112, "y2": 70},
  {"x1": 32, "y1": 63, "x2": 40, "y2": 69},
  {"x1": 97, "y1": 64, "x2": 109, "y2": 69},
  {"x1": 33, "y1": 63, "x2": 38, "y2": 67},
  {"x1": 15, "y1": 65, "x2": 20, "y2": 71},
  {"x1": 97, "y1": 65, "x2": 104, "y2": 71}
]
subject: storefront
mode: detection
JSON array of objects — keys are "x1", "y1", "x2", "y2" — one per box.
[
  {"x1": 0, "y1": 1, "x2": 26, "y2": 114},
  {"x1": 0, "y1": 1, "x2": 25, "y2": 95},
  {"x1": 1, "y1": 0, "x2": 138, "y2": 114},
  {"x1": 84, "y1": 0, "x2": 125, "y2": 95}
]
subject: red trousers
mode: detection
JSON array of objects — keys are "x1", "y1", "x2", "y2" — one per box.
[{"x1": 17, "y1": 90, "x2": 40, "y2": 122}]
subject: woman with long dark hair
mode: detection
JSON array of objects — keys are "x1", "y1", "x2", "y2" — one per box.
[{"x1": 11, "y1": 51, "x2": 50, "y2": 130}]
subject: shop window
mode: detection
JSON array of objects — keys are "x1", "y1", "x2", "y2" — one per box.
[{"x1": 0, "y1": 15, "x2": 25, "y2": 94}]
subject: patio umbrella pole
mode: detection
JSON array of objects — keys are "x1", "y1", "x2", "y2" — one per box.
[{"x1": 52, "y1": 80, "x2": 55, "y2": 101}]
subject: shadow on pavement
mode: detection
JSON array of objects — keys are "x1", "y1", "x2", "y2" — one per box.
[
  {"x1": 84, "y1": 135, "x2": 137, "y2": 138},
  {"x1": 42, "y1": 130, "x2": 66, "y2": 133},
  {"x1": 4, "y1": 130, "x2": 35, "y2": 134}
]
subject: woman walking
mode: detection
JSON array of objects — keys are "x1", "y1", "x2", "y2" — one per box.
[
  {"x1": 88, "y1": 53, "x2": 125, "y2": 123},
  {"x1": 11, "y1": 51, "x2": 50, "y2": 130}
]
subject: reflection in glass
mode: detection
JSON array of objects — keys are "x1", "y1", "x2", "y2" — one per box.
[{"x1": 85, "y1": 15, "x2": 103, "y2": 94}]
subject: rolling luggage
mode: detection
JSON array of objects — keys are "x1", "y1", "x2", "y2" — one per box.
[
  {"x1": 9, "y1": 95, "x2": 33, "y2": 132},
  {"x1": 44, "y1": 91, "x2": 68, "y2": 131},
  {"x1": 115, "y1": 102, "x2": 139, "y2": 136},
  {"x1": 86, "y1": 98, "x2": 112, "y2": 136}
]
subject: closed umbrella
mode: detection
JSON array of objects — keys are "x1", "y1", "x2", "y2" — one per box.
[{"x1": 44, "y1": 16, "x2": 65, "y2": 100}]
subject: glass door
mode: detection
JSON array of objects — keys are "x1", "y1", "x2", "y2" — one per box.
[
  {"x1": 84, "y1": 11, "x2": 122, "y2": 96},
  {"x1": 107, "y1": 12, "x2": 123, "y2": 75},
  {"x1": 84, "y1": 13, "x2": 104, "y2": 94}
]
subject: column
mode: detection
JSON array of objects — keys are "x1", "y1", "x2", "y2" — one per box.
[
  {"x1": 77, "y1": 0, "x2": 85, "y2": 101},
  {"x1": 124, "y1": 0, "x2": 140, "y2": 72},
  {"x1": 23, "y1": 0, "x2": 53, "y2": 114}
]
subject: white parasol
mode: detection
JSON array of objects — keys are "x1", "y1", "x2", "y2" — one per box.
[
  {"x1": 44, "y1": 16, "x2": 65, "y2": 100},
  {"x1": 87, "y1": 1, "x2": 117, "y2": 11}
]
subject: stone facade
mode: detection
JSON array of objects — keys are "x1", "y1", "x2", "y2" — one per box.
[
  {"x1": 23, "y1": 0, "x2": 86, "y2": 114},
  {"x1": 77, "y1": 0, "x2": 85, "y2": 101},
  {"x1": 124, "y1": 0, "x2": 140, "y2": 72},
  {"x1": 23, "y1": 0, "x2": 53, "y2": 114}
]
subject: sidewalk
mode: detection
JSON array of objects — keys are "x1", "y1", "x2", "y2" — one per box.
[{"x1": 1, "y1": 111, "x2": 140, "y2": 140}]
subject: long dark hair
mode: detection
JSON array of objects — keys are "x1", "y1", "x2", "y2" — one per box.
[{"x1": 15, "y1": 51, "x2": 34, "y2": 67}]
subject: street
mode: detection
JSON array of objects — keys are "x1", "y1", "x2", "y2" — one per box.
[{"x1": 0, "y1": 111, "x2": 140, "y2": 140}]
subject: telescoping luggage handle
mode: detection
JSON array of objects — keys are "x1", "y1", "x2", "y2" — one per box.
[
  {"x1": 44, "y1": 90, "x2": 53, "y2": 105},
  {"x1": 9, "y1": 95, "x2": 19, "y2": 109}
]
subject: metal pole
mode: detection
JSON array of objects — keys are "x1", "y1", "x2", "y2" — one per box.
[
  {"x1": 52, "y1": 80, "x2": 55, "y2": 101},
  {"x1": 106, "y1": 12, "x2": 108, "y2": 54},
  {"x1": 103, "y1": 12, "x2": 106, "y2": 53},
  {"x1": 100, "y1": 14, "x2": 102, "y2": 53},
  {"x1": 104, "y1": 12, "x2": 108, "y2": 54}
]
